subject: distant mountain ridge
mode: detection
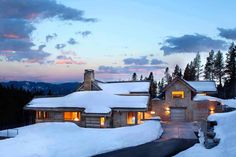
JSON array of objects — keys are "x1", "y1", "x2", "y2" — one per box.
[{"x1": 0, "y1": 81, "x2": 81, "y2": 95}]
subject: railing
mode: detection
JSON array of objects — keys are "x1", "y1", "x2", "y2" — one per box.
[{"x1": 0, "y1": 128, "x2": 19, "y2": 138}]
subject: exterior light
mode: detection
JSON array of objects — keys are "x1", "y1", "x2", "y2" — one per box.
[
  {"x1": 166, "y1": 107, "x2": 170, "y2": 111},
  {"x1": 150, "y1": 111, "x2": 155, "y2": 115}
]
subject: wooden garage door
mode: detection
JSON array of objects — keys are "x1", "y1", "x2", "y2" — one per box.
[{"x1": 170, "y1": 108, "x2": 186, "y2": 121}]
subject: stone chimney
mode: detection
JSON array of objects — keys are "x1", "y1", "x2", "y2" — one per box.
[{"x1": 83, "y1": 69, "x2": 95, "y2": 91}]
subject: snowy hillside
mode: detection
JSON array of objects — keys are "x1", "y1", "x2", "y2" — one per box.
[
  {"x1": 175, "y1": 110, "x2": 236, "y2": 157},
  {"x1": 0, "y1": 120, "x2": 163, "y2": 157}
]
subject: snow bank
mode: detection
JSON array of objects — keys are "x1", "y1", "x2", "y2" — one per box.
[
  {"x1": 98, "y1": 81, "x2": 150, "y2": 94},
  {"x1": 175, "y1": 110, "x2": 236, "y2": 157},
  {"x1": 0, "y1": 120, "x2": 162, "y2": 157},
  {"x1": 28, "y1": 91, "x2": 148, "y2": 113},
  {"x1": 194, "y1": 94, "x2": 236, "y2": 108}
]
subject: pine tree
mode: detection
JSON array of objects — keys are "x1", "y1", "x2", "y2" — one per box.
[
  {"x1": 164, "y1": 67, "x2": 172, "y2": 84},
  {"x1": 204, "y1": 50, "x2": 215, "y2": 80},
  {"x1": 189, "y1": 61, "x2": 197, "y2": 81},
  {"x1": 140, "y1": 75, "x2": 143, "y2": 81},
  {"x1": 225, "y1": 43, "x2": 236, "y2": 98},
  {"x1": 132, "y1": 72, "x2": 137, "y2": 81},
  {"x1": 157, "y1": 78, "x2": 164, "y2": 93},
  {"x1": 193, "y1": 52, "x2": 203, "y2": 80},
  {"x1": 148, "y1": 72, "x2": 154, "y2": 81},
  {"x1": 183, "y1": 64, "x2": 191, "y2": 80},
  {"x1": 172, "y1": 64, "x2": 182, "y2": 78},
  {"x1": 214, "y1": 50, "x2": 224, "y2": 86}
]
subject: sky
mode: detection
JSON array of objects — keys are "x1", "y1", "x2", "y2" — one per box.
[{"x1": 0, "y1": 0, "x2": 236, "y2": 83}]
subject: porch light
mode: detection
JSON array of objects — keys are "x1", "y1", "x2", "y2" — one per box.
[
  {"x1": 165, "y1": 107, "x2": 170, "y2": 111},
  {"x1": 150, "y1": 111, "x2": 155, "y2": 115}
]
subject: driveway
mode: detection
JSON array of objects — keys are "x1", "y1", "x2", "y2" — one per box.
[{"x1": 95, "y1": 121, "x2": 199, "y2": 157}]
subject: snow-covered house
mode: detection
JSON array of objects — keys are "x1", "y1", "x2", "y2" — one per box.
[
  {"x1": 25, "y1": 69, "x2": 151, "y2": 128},
  {"x1": 151, "y1": 77, "x2": 222, "y2": 121}
]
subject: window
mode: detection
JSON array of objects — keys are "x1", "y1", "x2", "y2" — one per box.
[
  {"x1": 100, "y1": 117, "x2": 105, "y2": 127},
  {"x1": 172, "y1": 91, "x2": 184, "y2": 98},
  {"x1": 64, "y1": 112, "x2": 80, "y2": 121},
  {"x1": 127, "y1": 112, "x2": 136, "y2": 124},
  {"x1": 137, "y1": 112, "x2": 144, "y2": 124},
  {"x1": 37, "y1": 111, "x2": 48, "y2": 119}
]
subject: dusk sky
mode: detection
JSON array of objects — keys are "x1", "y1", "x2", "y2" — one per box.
[{"x1": 0, "y1": 0, "x2": 236, "y2": 82}]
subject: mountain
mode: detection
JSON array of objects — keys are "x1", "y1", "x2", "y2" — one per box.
[{"x1": 0, "y1": 81, "x2": 81, "y2": 96}]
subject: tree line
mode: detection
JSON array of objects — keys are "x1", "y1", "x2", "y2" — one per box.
[
  {"x1": 157, "y1": 43, "x2": 236, "y2": 98},
  {"x1": 131, "y1": 43, "x2": 236, "y2": 99}
]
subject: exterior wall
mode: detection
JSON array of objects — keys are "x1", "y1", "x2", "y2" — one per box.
[
  {"x1": 85, "y1": 116, "x2": 111, "y2": 128},
  {"x1": 151, "y1": 80, "x2": 222, "y2": 122},
  {"x1": 112, "y1": 111, "x2": 128, "y2": 127}
]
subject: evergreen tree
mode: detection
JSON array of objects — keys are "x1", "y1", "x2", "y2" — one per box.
[
  {"x1": 172, "y1": 64, "x2": 182, "y2": 78},
  {"x1": 193, "y1": 52, "x2": 203, "y2": 80},
  {"x1": 164, "y1": 67, "x2": 172, "y2": 84},
  {"x1": 214, "y1": 50, "x2": 224, "y2": 86},
  {"x1": 157, "y1": 78, "x2": 164, "y2": 93},
  {"x1": 183, "y1": 64, "x2": 191, "y2": 80},
  {"x1": 189, "y1": 61, "x2": 197, "y2": 81},
  {"x1": 148, "y1": 72, "x2": 154, "y2": 81},
  {"x1": 204, "y1": 50, "x2": 215, "y2": 80},
  {"x1": 140, "y1": 75, "x2": 143, "y2": 81},
  {"x1": 225, "y1": 43, "x2": 236, "y2": 98},
  {"x1": 132, "y1": 72, "x2": 137, "y2": 81},
  {"x1": 149, "y1": 81, "x2": 157, "y2": 98}
]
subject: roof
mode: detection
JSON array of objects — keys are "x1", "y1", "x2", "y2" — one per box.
[
  {"x1": 162, "y1": 77, "x2": 196, "y2": 92},
  {"x1": 186, "y1": 81, "x2": 217, "y2": 92},
  {"x1": 98, "y1": 81, "x2": 150, "y2": 94},
  {"x1": 162, "y1": 77, "x2": 217, "y2": 93},
  {"x1": 27, "y1": 91, "x2": 148, "y2": 114}
]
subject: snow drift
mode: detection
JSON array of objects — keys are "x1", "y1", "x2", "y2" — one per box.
[
  {"x1": 175, "y1": 110, "x2": 236, "y2": 157},
  {"x1": 0, "y1": 120, "x2": 162, "y2": 157}
]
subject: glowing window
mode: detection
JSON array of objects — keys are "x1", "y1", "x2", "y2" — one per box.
[
  {"x1": 100, "y1": 117, "x2": 105, "y2": 127},
  {"x1": 37, "y1": 111, "x2": 48, "y2": 119},
  {"x1": 172, "y1": 91, "x2": 184, "y2": 98},
  {"x1": 127, "y1": 112, "x2": 135, "y2": 124},
  {"x1": 64, "y1": 112, "x2": 80, "y2": 121},
  {"x1": 137, "y1": 112, "x2": 144, "y2": 124}
]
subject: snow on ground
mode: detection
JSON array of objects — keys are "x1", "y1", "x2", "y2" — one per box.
[
  {"x1": 0, "y1": 120, "x2": 162, "y2": 157},
  {"x1": 194, "y1": 94, "x2": 236, "y2": 108},
  {"x1": 175, "y1": 110, "x2": 236, "y2": 157}
]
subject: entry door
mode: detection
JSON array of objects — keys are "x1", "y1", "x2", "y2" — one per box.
[{"x1": 170, "y1": 108, "x2": 186, "y2": 121}]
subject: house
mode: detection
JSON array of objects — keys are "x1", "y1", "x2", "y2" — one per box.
[
  {"x1": 151, "y1": 77, "x2": 222, "y2": 121},
  {"x1": 24, "y1": 69, "x2": 152, "y2": 128}
]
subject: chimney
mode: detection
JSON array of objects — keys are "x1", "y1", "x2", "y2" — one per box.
[{"x1": 83, "y1": 69, "x2": 95, "y2": 91}]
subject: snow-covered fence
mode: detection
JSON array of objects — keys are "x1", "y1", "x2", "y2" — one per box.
[{"x1": 0, "y1": 129, "x2": 19, "y2": 138}]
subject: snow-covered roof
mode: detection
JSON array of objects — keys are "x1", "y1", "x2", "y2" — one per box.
[
  {"x1": 27, "y1": 91, "x2": 148, "y2": 113},
  {"x1": 98, "y1": 81, "x2": 150, "y2": 94},
  {"x1": 186, "y1": 81, "x2": 217, "y2": 92}
]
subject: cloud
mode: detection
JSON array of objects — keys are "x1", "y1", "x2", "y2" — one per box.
[
  {"x1": 0, "y1": 0, "x2": 97, "y2": 22},
  {"x1": 98, "y1": 65, "x2": 165, "y2": 74},
  {"x1": 218, "y1": 28, "x2": 236, "y2": 40},
  {"x1": 55, "y1": 44, "x2": 66, "y2": 49},
  {"x1": 67, "y1": 38, "x2": 78, "y2": 45},
  {"x1": 56, "y1": 55, "x2": 85, "y2": 65},
  {"x1": 76, "y1": 31, "x2": 92, "y2": 37},
  {"x1": 0, "y1": 0, "x2": 96, "y2": 63},
  {"x1": 46, "y1": 33, "x2": 57, "y2": 42},
  {"x1": 160, "y1": 34, "x2": 228, "y2": 55},
  {"x1": 151, "y1": 59, "x2": 167, "y2": 65},
  {"x1": 38, "y1": 44, "x2": 46, "y2": 51},
  {"x1": 123, "y1": 56, "x2": 149, "y2": 65}
]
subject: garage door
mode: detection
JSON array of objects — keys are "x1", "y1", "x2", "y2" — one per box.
[{"x1": 170, "y1": 108, "x2": 186, "y2": 121}]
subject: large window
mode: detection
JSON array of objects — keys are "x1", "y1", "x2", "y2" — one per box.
[
  {"x1": 64, "y1": 112, "x2": 80, "y2": 121},
  {"x1": 37, "y1": 111, "x2": 48, "y2": 119},
  {"x1": 100, "y1": 117, "x2": 105, "y2": 127},
  {"x1": 137, "y1": 112, "x2": 144, "y2": 124},
  {"x1": 172, "y1": 91, "x2": 184, "y2": 99},
  {"x1": 127, "y1": 112, "x2": 136, "y2": 124}
]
